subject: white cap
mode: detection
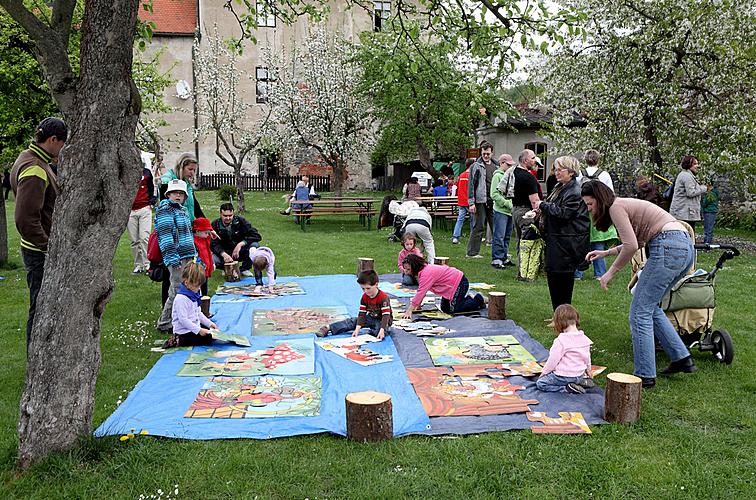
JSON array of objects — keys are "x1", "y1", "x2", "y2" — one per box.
[
  {"x1": 165, "y1": 179, "x2": 188, "y2": 196},
  {"x1": 534, "y1": 156, "x2": 543, "y2": 166}
]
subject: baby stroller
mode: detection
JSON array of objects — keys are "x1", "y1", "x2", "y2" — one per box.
[
  {"x1": 386, "y1": 199, "x2": 418, "y2": 242},
  {"x1": 630, "y1": 232, "x2": 740, "y2": 364}
]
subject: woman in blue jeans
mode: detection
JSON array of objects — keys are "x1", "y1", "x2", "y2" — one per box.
[{"x1": 581, "y1": 181, "x2": 696, "y2": 389}]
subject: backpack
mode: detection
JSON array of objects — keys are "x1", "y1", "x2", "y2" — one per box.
[
  {"x1": 147, "y1": 230, "x2": 162, "y2": 263},
  {"x1": 662, "y1": 178, "x2": 676, "y2": 201},
  {"x1": 580, "y1": 167, "x2": 604, "y2": 185}
]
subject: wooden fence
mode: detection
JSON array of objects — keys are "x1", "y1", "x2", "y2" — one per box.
[{"x1": 198, "y1": 173, "x2": 331, "y2": 192}]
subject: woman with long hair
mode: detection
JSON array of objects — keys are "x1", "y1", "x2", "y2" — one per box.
[{"x1": 580, "y1": 181, "x2": 697, "y2": 388}]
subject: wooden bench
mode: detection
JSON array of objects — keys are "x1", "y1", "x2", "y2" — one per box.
[
  {"x1": 417, "y1": 195, "x2": 460, "y2": 230},
  {"x1": 288, "y1": 197, "x2": 377, "y2": 231}
]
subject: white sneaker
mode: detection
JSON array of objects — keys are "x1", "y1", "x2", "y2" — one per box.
[
  {"x1": 451, "y1": 238, "x2": 459, "y2": 244},
  {"x1": 132, "y1": 266, "x2": 141, "y2": 274},
  {"x1": 241, "y1": 270, "x2": 254, "y2": 277}
]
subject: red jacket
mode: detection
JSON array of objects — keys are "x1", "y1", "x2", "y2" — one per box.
[
  {"x1": 456, "y1": 171, "x2": 469, "y2": 206},
  {"x1": 194, "y1": 235, "x2": 214, "y2": 278}
]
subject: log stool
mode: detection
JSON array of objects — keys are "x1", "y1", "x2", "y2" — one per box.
[
  {"x1": 487, "y1": 292, "x2": 506, "y2": 320},
  {"x1": 356, "y1": 257, "x2": 374, "y2": 276},
  {"x1": 200, "y1": 296, "x2": 211, "y2": 318},
  {"x1": 224, "y1": 261, "x2": 241, "y2": 282},
  {"x1": 433, "y1": 256, "x2": 449, "y2": 266},
  {"x1": 345, "y1": 391, "x2": 393, "y2": 442},
  {"x1": 604, "y1": 373, "x2": 642, "y2": 424}
]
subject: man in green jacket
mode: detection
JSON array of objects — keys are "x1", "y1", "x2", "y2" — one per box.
[
  {"x1": 10, "y1": 117, "x2": 68, "y2": 347},
  {"x1": 490, "y1": 154, "x2": 515, "y2": 269}
]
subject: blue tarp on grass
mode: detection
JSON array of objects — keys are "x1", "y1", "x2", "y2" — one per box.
[{"x1": 95, "y1": 274, "x2": 431, "y2": 439}]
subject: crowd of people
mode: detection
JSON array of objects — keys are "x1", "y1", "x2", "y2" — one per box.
[{"x1": 8, "y1": 116, "x2": 719, "y2": 388}]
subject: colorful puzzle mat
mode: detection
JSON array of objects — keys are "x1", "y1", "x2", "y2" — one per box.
[
  {"x1": 377, "y1": 281, "x2": 417, "y2": 298},
  {"x1": 527, "y1": 411, "x2": 591, "y2": 434},
  {"x1": 177, "y1": 338, "x2": 314, "y2": 377},
  {"x1": 95, "y1": 274, "x2": 430, "y2": 440},
  {"x1": 211, "y1": 331, "x2": 251, "y2": 347},
  {"x1": 316, "y1": 334, "x2": 394, "y2": 366},
  {"x1": 252, "y1": 307, "x2": 349, "y2": 336},
  {"x1": 214, "y1": 282, "x2": 305, "y2": 302},
  {"x1": 406, "y1": 365, "x2": 540, "y2": 416},
  {"x1": 185, "y1": 376, "x2": 322, "y2": 418},
  {"x1": 424, "y1": 335, "x2": 537, "y2": 366}
]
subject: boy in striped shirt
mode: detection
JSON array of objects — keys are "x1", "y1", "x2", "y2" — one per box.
[{"x1": 318, "y1": 270, "x2": 392, "y2": 340}]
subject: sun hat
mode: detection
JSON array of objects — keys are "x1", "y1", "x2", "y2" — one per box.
[
  {"x1": 165, "y1": 179, "x2": 188, "y2": 196},
  {"x1": 192, "y1": 217, "x2": 213, "y2": 231}
]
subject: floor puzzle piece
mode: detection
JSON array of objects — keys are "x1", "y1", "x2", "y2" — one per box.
[
  {"x1": 406, "y1": 366, "x2": 539, "y2": 416},
  {"x1": 214, "y1": 282, "x2": 305, "y2": 302},
  {"x1": 417, "y1": 310, "x2": 453, "y2": 320},
  {"x1": 469, "y1": 282, "x2": 496, "y2": 290},
  {"x1": 252, "y1": 307, "x2": 349, "y2": 336},
  {"x1": 177, "y1": 338, "x2": 314, "y2": 377},
  {"x1": 527, "y1": 411, "x2": 591, "y2": 434},
  {"x1": 184, "y1": 376, "x2": 321, "y2": 418},
  {"x1": 316, "y1": 334, "x2": 394, "y2": 366},
  {"x1": 424, "y1": 335, "x2": 537, "y2": 366},
  {"x1": 590, "y1": 365, "x2": 607, "y2": 377},
  {"x1": 211, "y1": 331, "x2": 251, "y2": 347},
  {"x1": 377, "y1": 281, "x2": 416, "y2": 298},
  {"x1": 448, "y1": 362, "x2": 541, "y2": 379}
]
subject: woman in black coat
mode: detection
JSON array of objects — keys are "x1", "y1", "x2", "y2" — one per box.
[{"x1": 535, "y1": 156, "x2": 590, "y2": 310}]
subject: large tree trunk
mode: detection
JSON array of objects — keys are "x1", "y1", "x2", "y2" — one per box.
[
  {"x1": 234, "y1": 163, "x2": 246, "y2": 212},
  {"x1": 332, "y1": 156, "x2": 345, "y2": 196},
  {"x1": 16, "y1": 0, "x2": 141, "y2": 469},
  {"x1": 642, "y1": 111, "x2": 663, "y2": 172}
]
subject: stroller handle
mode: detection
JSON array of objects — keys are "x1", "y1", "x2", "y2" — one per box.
[{"x1": 694, "y1": 243, "x2": 740, "y2": 257}]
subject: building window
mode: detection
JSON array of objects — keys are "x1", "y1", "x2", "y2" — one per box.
[
  {"x1": 525, "y1": 141, "x2": 548, "y2": 181},
  {"x1": 374, "y1": 1, "x2": 390, "y2": 31},
  {"x1": 256, "y1": 66, "x2": 270, "y2": 103},
  {"x1": 258, "y1": 152, "x2": 279, "y2": 177},
  {"x1": 256, "y1": 1, "x2": 276, "y2": 28}
]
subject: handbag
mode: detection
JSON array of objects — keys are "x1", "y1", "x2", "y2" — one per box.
[
  {"x1": 146, "y1": 229, "x2": 162, "y2": 263},
  {"x1": 147, "y1": 262, "x2": 167, "y2": 282}
]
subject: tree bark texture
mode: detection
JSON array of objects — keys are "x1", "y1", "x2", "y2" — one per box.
[
  {"x1": 487, "y1": 292, "x2": 506, "y2": 320},
  {"x1": 604, "y1": 373, "x2": 642, "y2": 424},
  {"x1": 16, "y1": 0, "x2": 142, "y2": 468},
  {"x1": 345, "y1": 391, "x2": 393, "y2": 442},
  {"x1": 234, "y1": 164, "x2": 246, "y2": 213},
  {"x1": 356, "y1": 257, "x2": 374, "y2": 276}
]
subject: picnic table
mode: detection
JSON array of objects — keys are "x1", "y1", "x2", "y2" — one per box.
[
  {"x1": 416, "y1": 195, "x2": 460, "y2": 230},
  {"x1": 288, "y1": 197, "x2": 377, "y2": 231}
]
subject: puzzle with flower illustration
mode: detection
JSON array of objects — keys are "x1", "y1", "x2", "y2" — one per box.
[
  {"x1": 316, "y1": 334, "x2": 393, "y2": 366},
  {"x1": 252, "y1": 307, "x2": 349, "y2": 336},
  {"x1": 214, "y1": 282, "x2": 305, "y2": 302},
  {"x1": 424, "y1": 335, "x2": 537, "y2": 366},
  {"x1": 176, "y1": 338, "x2": 314, "y2": 377},
  {"x1": 184, "y1": 376, "x2": 322, "y2": 418},
  {"x1": 406, "y1": 365, "x2": 540, "y2": 416}
]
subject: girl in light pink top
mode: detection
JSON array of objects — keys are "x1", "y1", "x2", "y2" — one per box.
[
  {"x1": 398, "y1": 232, "x2": 423, "y2": 285},
  {"x1": 536, "y1": 304, "x2": 594, "y2": 394},
  {"x1": 401, "y1": 254, "x2": 484, "y2": 318}
]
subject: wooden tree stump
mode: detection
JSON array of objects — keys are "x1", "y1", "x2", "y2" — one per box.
[
  {"x1": 356, "y1": 257, "x2": 374, "y2": 276},
  {"x1": 433, "y1": 256, "x2": 449, "y2": 266},
  {"x1": 487, "y1": 292, "x2": 506, "y2": 320},
  {"x1": 224, "y1": 261, "x2": 241, "y2": 282},
  {"x1": 200, "y1": 296, "x2": 211, "y2": 318},
  {"x1": 345, "y1": 391, "x2": 393, "y2": 442},
  {"x1": 604, "y1": 373, "x2": 642, "y2": 424}
]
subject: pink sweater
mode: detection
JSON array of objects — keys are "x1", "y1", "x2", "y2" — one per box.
[
  {"x1": 398, "y1": 247, "x2": 423, "y2": 272},
  {"x1": 411, "y1": 264, "x2": 463, "y2": 308},
  {"x1": 540, "y1": 328, "x2": 593, "y2": 378}
]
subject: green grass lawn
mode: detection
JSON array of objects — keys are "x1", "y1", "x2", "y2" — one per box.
[{"x1": 1, "y1": 190, "x2": 755, "y2": 498}]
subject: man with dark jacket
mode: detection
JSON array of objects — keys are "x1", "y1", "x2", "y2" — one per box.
[
  {"x1": 466, "y1": 141, "x2": 498, "y2": 258},
  {"x1": 10, "y1": 117, "x2": 68, "y2": 347},
  {"x1": 211, "y1": 202, "x2": 262, "y2": 275}
]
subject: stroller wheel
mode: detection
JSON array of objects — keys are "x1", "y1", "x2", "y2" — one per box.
[{"x1": 711, "y1": 329, "x2": 734, "y2": 364}]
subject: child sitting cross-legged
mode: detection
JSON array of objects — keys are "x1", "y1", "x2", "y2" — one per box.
[
  {"x1": 163, "y1": 262, "x2": 218, "y2": 348},
  {"x1": 536, "y1": 304, "x2": 596, "y2": 394},
  {"x1": 318, "y1": 270, "x2": 391, "y2": 340},
  {"x1": 398, "y1": 232, "x2": 423, "y2": 285}
]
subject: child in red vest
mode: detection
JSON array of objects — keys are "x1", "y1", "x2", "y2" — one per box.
[{"x1": 192, "y1": 217, "x2": 214, "y2": 296}]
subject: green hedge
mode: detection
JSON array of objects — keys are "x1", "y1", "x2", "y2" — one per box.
[{"x1": 717, "y1": 205, "x2": 756, "y2": 231}]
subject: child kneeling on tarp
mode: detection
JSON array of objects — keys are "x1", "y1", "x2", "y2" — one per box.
[
  {"x1": 163, "y1": 262, "x2": 218, "y2": 348},
  {"x1": 536, "y1": 304, "x2": 595, "y2": 395},
  {"x1": 401, "y1": 254, "x2": 485, "y2": 318},
  {"x1": 318, "y1": 270, "x2": 392, "y2": 340}
]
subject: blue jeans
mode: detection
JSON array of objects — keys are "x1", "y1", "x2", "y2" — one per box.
[
  {"x1": 630, "y1": 230, "x2": 694, "y2": 378},
  {"x1": 703, "y1": 212, "x2": 717, "y2": 244},
  {"x1": 491, "y1": 211, "x2": 513, "y2": 263},
  {"x1": 401, "y1": 273, "x2": 417, "y2": 285},
  {"x1": 440, "y1": 276, "x2": 482, "y2": 314},
  {"x1": 575, "y1": 241, "x2": 607, "y2": 279},
  {"x1": 452, "y1": 206, "x2": 473, "y2": 239},
  {"x1": 536, "y1": 372, "x2": 583, "y2": 393},
  {"x1": 329, "y1": 315, "x2": 383, "y2": 336}
]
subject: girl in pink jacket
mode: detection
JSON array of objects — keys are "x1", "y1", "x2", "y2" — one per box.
[
  {"x1": 536, "y1": 304, "x2": 595, "y2": 394},
  {"x1": 401, "y1": 254, "x2": 485, "y2": 318},
  {"x1": 398, "y1": 232, "x2": 423, "y2": 285}
]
